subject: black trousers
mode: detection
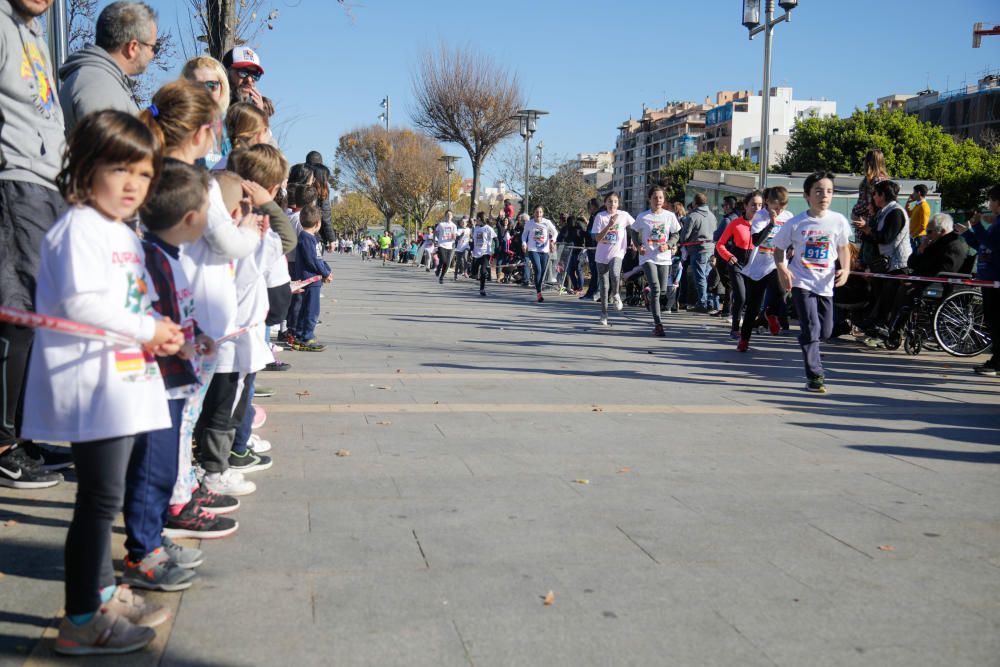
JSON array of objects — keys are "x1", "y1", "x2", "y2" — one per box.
[
  {"x1": 583, "y1": 248, "x2": 598, "y2": 296},
  {"x1": 435, "y1": 248, "x2": 454, "y2": 279},
  {"x1": 728, "y1": 266, "x2": 746, "y2": 332},
  {"x1": 194, "y1": 371, "x2": 246, "y2": 473},
  {"x1": 0, "y1": 323, "x2": 32, "y2": 446},
  {"x1": 66, "y1": 436, "x2": 135, "y2": 614},
  {"x1": 984, "y1": 287, "x2": 1000, "y2": 368},
  {"x1": 740, "y1": 271, "x2": 780, "y2": 341},
  {"x1": 471, "y1": 255, "x2": 491, "y2": 291}
]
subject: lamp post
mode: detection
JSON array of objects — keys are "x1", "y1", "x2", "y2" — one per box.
[
  {"x1": 742, "y1": 0, "x2": 798, "y2": 188},
  {"x1": 439, "y1": 154, "x2": 459, "y2": 214},
  {"x1": 536, "y1": 141, "x2": 544, "y2": 181},
  {"x1": 378, "y1": 95, "x2": 390, "y2": 131},
  {"x1": 512, "y1": 109, "x2": 548, "y2": 215}
]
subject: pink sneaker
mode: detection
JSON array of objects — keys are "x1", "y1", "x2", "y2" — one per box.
[{"x1": 251, "y1": 405, "x2": 266, "y2": 429}]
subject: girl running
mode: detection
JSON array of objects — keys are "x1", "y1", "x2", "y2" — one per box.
[
  {"x1": 631, "y1": 186, "x2": 681, "y2": 336},
  {"x1": 592, "y1": 193, "x2": 635, "y2": 326},
  {"x1": 521, "y1": 206, "x2": 559, "y2": 302},
  {"x1": 716, "y1": 190, "x2": 763, "y2": 338}
]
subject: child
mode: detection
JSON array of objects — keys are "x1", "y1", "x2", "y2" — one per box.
[
  {"x1": 737, "y1": 186, "x2": 793, "y2": 351},
  {"x1": 290, "y1": 204, "x2": 333, "y2": 347},
  {"x1": 471, "y1": 214, "x2": 497, "y2": 296},
  {"x1": 122, "y1": 160, "x2": 235, "y2": 596},
  {"x1": 631, "y1": 185, "x2": 681, "y2": 336},
  {"x1": 591, "y1": 194, "x2": 634, "y2": 322},
  {"x1": 707, "y1": 255, "x2": 724, "y2": 312},
  {"x1": 22, "y1": 110, "x2": 182, "y2": 655},
  {"x1": 773, "y1": 171, "x2": 852, "y2": 393}
]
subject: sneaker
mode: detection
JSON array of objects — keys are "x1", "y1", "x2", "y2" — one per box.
[
  {"x1": 248, "y1": 433, "x2": 272, "y2": 453},
  {"x1": 653, "y1": 323, "x2": 665, "y2": 337},
  {"x1": 104, "y1": 585, "x2": 171, "y2": 627},
  {"x1": 613, "y1": 294, "x2": 623, "y2": 311},
  {"x1": 254, "y1": 386, "x2": 276, "y2": 398},
  {"x1": 766, "y1": 314, "x2": 781, "y2": 335},
  {"x1": 161, "y1": 536, "x2": 204, "y2": 569},
  {"x1": 54, "y1": 609, "x2": 155, "y2": 656},
  {"x1": 202, "y1": 468, "x2": 256, "y2": 497},
  {"x1": 122, "y1": 548, "x2": 196, "y2": 592},
  {"x1": 164, "y1": 499, "x2": 240, "y2": 539},
  {"x1": 191, "y1": 482, "x2": 240, "y2": 515},
  {"x1": 806, "y1": 377, "x2": 828, "y2": 393},
  {"x1": 251, "y1": 405, "x2": 266, "y2": 429},
  {"x1": 0, "y1": 445, "x2": 63, "y2": 489},
  {"x1": 19, "y1": 441, "x2": 75, "y2": 471},
  {"x1": 479, "y1": 290, "x2": 486, "y2": 297},
  {"x1": 537, "y1": 292, "x2": 544, "y2": 303},
  {"x1": 228, "y1": 449, "x2": 273, "y2": 473},
  {"x1": 591, "y1": 294, "x2": 600, "y2": 302},
  {"x1": 973, "y1": 364, "x2": 998, "y2": 377},
  {"x1": 264, "y1": 361, "x2": 291, "y2": 371},
  {"x1": 729, "y1": 330, "x2": 740, "y2": 340},
  {"x1": 299, "y1": 340, "x2": 326, "y2": 352},
  {"x1": 737, "y1": 338, "x2": 749, "y2": 352},
  {"x1": 598, "y1": 318, "x2": 610, "y2": 327}
]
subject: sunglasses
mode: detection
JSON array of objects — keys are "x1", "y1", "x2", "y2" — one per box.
[
  {"x1": 138, "y1": 39, "x2": 160, "y2": 56},
  {"x1": 202, "y1": 80, "x2": 222, "y2": 92},
  {"x1": 235, "y1": 68, "x2": 262, "y2": 82}
]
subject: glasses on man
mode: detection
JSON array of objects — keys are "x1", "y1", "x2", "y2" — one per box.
[
  {"x1": 138, "y1": 40, "x2": 159, "y2": 56},
  {"x1": 235, "y1": 69, "x2": 262, "y2": 82},
  {"x1": 202, "y1": 80, "x2": 222, "y2": 93}
]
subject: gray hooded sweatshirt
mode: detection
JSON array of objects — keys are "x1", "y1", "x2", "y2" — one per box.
[
  {"x1": 0, "y1": 0, "x2": 66, "y2": 188},
  {"x1": 58, "y1": 44, "x2": 139, "y2": 133}
]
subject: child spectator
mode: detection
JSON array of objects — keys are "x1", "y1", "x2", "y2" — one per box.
[
  {"x1": 774, "y1": 171, "x2": 853, "y2": 393},
  {"x1": 23, "y1": 110, "x2": 182, "y2": 655},
  {"x1": 289, "y1": 204, "x2": 332, "y2": 348}
]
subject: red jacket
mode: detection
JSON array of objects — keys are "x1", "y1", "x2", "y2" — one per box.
[{"x1": 715, "y1": 216, "x2": 753, "y2": 264}]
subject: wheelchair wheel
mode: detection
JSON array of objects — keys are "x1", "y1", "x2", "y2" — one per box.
[
  {"x1": 903, "y1": 330, "x2": 922, "y2": 355},
  {"x1": 932, "y1": 290, "x2": 992, "y2": 357},
  {"x1": 884, "y1": 331, "x2": 902, "y2": 351}
]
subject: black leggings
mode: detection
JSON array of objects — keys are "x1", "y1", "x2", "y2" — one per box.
[
  {"x1": 0, "y1": 323, "x2": 32, "y2": 446},
  {"x1": 471, "y1": 255, "x2": 491, "y2": 291},
  {"x1": 66, "y1": 436, "x2": 135, "y2": 614},
  {"x1": 435, "y1": 248, "x2": 454, "y2": 278},
  {"x1": 740, "y1": 271, "x2": 780, "y2": 341},
  {"x1": 728, "y1": 266, "x2": 746, "y2": 332}
]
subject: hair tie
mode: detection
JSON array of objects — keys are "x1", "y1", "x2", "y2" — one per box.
[{"x1": 148, "y1": 104, "x2": 159, "y2": 118}]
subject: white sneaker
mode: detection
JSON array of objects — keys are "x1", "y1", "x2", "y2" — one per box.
[
  {"x1": 203, "y1": 469, "x2": 256, "y2": 496},
  {"x1": 248, "y1": 433, "x2": 272, "y2": 453},
  {"x1": 613, "y1": 295, "x2": 623, "y2": 311},
  {"x1": 598, "y1": 318, "x2": 610, "y2": 327}
]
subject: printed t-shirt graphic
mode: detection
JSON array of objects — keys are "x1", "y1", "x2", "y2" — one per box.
[
  {"x1": 631, "y1": 210, "x2": 680, "y2": 265},
  {"x1": 593, "y1": 210, "x2": 635, "y2": 263}
]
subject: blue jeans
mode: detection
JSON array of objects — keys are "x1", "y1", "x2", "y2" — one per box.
[
  {"x1": 691, "y1": 249, "x2": 711, "y2": 308},
  {"x1": 232, "y1": 373, "x2": 256, "y2": 455},
  {"x1": 295, "y1": 282, "x2": 321, "y2": 341},
  {"x1": 792, "y1": 288, "x2": 834, "y2": 379},
  {"x1": 526, "y1": 251, "x2": 549, "y2": 293},
  {"x1": 568, "y1": 249, "x2": 583, "y2": 290}
]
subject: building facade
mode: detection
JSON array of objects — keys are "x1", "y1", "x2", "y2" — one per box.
[{"x1": 903, "y1": 73, "x2": 1000, "y2": 146}]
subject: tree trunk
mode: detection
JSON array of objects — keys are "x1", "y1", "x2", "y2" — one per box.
[
  {"x1": 469, "y1": 158, "x2": 480, "y2": 219},
  {"x1": 205, "y1": 0, "x2": 236, "y2": 61}
]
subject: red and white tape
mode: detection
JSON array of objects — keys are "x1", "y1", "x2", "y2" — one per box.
[
  {"x1": 855, "y1": 272, "x2": 999, "y2": 288},
  {"x1": 289, "y1": 275, "x2": 321, "y2": 291}
]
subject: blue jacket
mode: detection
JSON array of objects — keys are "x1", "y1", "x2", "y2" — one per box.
[
  {"x1": 291, "y1": 230, "x2": 331, "y2": 281},
  {"x1": 962, "y1": 222, "x2": 999, "y2": 280}
]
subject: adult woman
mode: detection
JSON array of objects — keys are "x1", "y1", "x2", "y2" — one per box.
[
  {"x1": 180, "y1": 56, "x2": 230, "y2": 167},
  {"x1": 592, "y1": 193, "x2": 635, "y2": 325},
  {"x1": 716, "y1": 190, "x2": 763, "y2": 337},
  {"x1": 632, "y1": 186, "x2": 681, "y2": 336},
  {"x1": 521, "y1": 206, "x2": 559, "y2": 302},
  {"x1": 852, "y1": 149, "x2": 889, "y2": 268}
]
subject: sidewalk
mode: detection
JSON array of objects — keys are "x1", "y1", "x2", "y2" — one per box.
[{"x1": 3, "y1": 254, "x2": 999, "y2": 666}]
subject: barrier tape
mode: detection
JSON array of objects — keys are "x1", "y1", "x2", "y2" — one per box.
[
  {"x1": 855, "y1": 272, "x2": 1000, "y2": 288},
  {"x1": 289, "y1": 276, "x2": 321, "y2": 291},
  {"x1": 0, "y1": 306, "x2": 259, "y2": 348}
]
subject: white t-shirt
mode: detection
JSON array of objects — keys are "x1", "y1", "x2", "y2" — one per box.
[
  {"x1": 771, "y1": 209, "x2": 852, "y2": 297},
  {"x1": 455, "y1": 227, "x2": 471, "y2": 252},
  {"x1": 261, "y1": 231, "x2": 290, "y2": 288},
  {"x1": 435, "y1": 221, "x2": 458, "y2": 249},
  {"x1": 472, "y1": 224, "x2": 497, "y2": 258},
  {"x1": 22, "y1": 206, "x2": 170, "y2": 442},
  {"x1": 741, "y1": 209, "x2": 794, "y2": 282},
  {"x1": 522, "y1": 218, "x2": 558, "y2": 254},
  {"x1": 593, "y1": 210, "x2": 636, "y2": 264},
  {"x1": 631, "y1": 209, "x2": 680, "y2": 266}
]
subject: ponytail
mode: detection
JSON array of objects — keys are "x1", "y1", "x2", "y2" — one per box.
[{"x1": 139, "y1": 79, "x2": 218, "y2": 153}]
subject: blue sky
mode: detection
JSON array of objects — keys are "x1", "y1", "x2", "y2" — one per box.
[{"x1": 132, "y1": 0, "x2": 998, "y2": 184}]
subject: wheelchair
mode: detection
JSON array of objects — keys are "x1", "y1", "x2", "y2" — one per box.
[{"x1": 887, "y1": 257, "x2": 992, "y2": 357}]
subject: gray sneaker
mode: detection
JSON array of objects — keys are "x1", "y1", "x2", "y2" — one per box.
[
  {"x1": 122, "y1": 547, "x2": 196, "y2": 592},
  {"x1": 161, "y1": 535, "x2": 204, "y2": 569}
]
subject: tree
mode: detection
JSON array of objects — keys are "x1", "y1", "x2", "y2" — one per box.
[
  {"x1": 776, "y1": 107, "x2": 1000, "y2": 210},
  {"x1": 330, "y1": 192, "x2": 382, "y2": 238},
  {"x1": 336, "y1": 125, "x2": 396, "y2": 229},
  {"x1": 412, "y1": 44, "x2": 524, "y2": 219},
  {"x1": 657, "y1": 151, "x2": 756, "y2": 203},
  {"x1": 529, "y1": 165, "x2": 597, "y2": 221}
]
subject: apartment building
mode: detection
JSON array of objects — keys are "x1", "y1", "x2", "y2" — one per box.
[{"x1": 903, "y1": 72, "x2": 1000, "y2": 146}]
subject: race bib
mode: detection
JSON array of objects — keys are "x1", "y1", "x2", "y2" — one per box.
[
  {"x1": 603, "y1": 227, "x2": 619, "y2": 245},
  {"x1": 802, "y1": 236, "x2": 831, "y2": 269}
]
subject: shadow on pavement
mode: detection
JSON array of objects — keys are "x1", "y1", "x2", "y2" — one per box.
[{"x1": 848, "y1": 445, "x2": 1000, "y2": 464}]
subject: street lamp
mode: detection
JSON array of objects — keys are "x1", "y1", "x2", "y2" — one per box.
[
  {"x1": 743, "y1": 0, "x2": 798, "y2": 188},
  {"x1": 512, "y1": 109, "x2": 548, "y2": 215},
  {"x1": 378, "y1": 95, "x2": 390, "y2": 131},
  {"x1": 439, "y1": 154, "x2": 459, "y2": 214}
]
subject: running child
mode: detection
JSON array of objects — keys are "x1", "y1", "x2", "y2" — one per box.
[
  {"x1": 631, "y1": 186, "x2": 681, "y2": 336},
  {"x1": 471, "y1": 214, "x2": 498, "y2": 296},
  {"x1": 22, "y1": 110, "x2": 182, "y2": 655},
  {"x1": 592, "y1": 193, "x2": 635, "y2": 325},
  {"x1": 434, "y1": 211, "x2": 458, "y2": 283},
  {"x1": 521, "y1": 207, "x2": 559, "y2": 302},
  {"x1": 773, "y1": 171, "x2": 852, "y2": 393}
]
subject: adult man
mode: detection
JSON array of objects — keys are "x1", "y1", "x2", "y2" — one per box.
[
  {"x1": 0, "y1": 0, "x2": 69, "y2": 487},
  {"x1": 58, "y1": 0, "x2": 156, "y2": 131},
  {"x1": 223, "y1": 45, "x2": 264, "y2": 109},
  {"x1": 905, "y1": 184, "x2": 931, "y2": 247},
  {"x1": 678, "y1": 192, "x2": 718, "y2": 312}
]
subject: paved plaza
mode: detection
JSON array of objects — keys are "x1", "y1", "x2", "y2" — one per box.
[{"x1": 2, "y1": 255, "x2": 999, "y2": 667}]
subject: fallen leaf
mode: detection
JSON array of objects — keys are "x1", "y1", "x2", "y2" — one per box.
[
  {"x1": 335, "y1": 449, "x2": 351, "y2": 457},
  {"x1": 573, "y1": 479, "x2": 590, "y2": 485},
  {"x1": 376, "y1": 421, "x2": 392, "y2": 426},
  {"x1": 3, "y1": 519, "x2": 17, "y2": 527},
  {"x1": 617, "y1": 467, "x2": 631, "y2": 474},
  {"x1": 295, "y1": 390, "x2": 311, "y2": 398},
  {"x1": 376, "y1": 386, "x2": 392, "y2": 390},
  {"x1": 591, "y1": 405, "x2": 603, "y2": 412},
  {"x1": 433, "y1": 401, "x2": 440, "y2": 405},
  {"x1": 395, "y1": 369, "x2": 402, "y2": 373},
  {"x1": 543, "y1": 590, "x2": 555, "y2": 606},
  {"x1": 877, "y1": 544, "x2": 895, "y2": 552}
]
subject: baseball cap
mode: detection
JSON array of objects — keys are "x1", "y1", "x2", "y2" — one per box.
[{"x1": 223, "y1": 46, "x2": 264, "y2": 75}]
